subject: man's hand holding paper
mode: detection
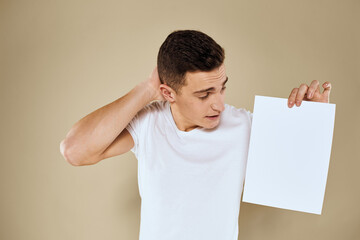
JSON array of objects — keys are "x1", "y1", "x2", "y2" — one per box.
[{"x1": 287, "y1": 80, "x2": 332, "y2": 107}]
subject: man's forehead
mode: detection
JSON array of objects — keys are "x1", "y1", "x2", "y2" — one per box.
[{"x1": 184, "y1": 64, "x2": 227, "y2": 90}]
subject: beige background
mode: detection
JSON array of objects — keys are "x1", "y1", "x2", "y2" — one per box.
[{"x1": 1, "y1": 0, "x2": 359, "y2": 239}]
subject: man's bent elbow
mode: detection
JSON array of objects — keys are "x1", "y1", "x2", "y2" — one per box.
[
  {"x1": 60, "y1": 140, "x2": 83, "y2": 166},
  {"x1": 60, "y1": 140, "x2": 101, "y2": 166}
]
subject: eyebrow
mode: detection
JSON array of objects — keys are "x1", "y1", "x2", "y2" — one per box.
[{"x1": 193, "y1": 77, "x2": 228, "y2": 95}]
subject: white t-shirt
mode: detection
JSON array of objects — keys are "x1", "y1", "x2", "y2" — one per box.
[{"x1": 125, "y1": 100, "x2": 253, "y2": 240}]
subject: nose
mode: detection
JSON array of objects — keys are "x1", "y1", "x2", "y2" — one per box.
[{"x1": 211, "y1": 96, "x2": 225, "y2": 113}]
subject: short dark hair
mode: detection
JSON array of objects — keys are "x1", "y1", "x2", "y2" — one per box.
[{"x1": 157, "y1": 30, "x2": 225, "y2": 95}]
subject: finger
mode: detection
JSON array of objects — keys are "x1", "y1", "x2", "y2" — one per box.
[
  {"x1": 295, "y1": 83, "x2": 309, "y2": 106},
  {"x1": 307, "y1": 80, "x2": 320, "y2": 99},
  {"x1": 288, "y1": 88, "x2": 298, "y2": 108},
  {"x1": 322, "y1": 82, "x2": 332, "y2": 102}
]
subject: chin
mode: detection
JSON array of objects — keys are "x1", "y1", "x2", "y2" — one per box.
[{"x1": 203, "y1": 121, "x2": 220, "y2": 130}]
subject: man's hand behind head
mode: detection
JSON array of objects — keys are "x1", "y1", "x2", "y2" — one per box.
[{"x1": 145, "y1": 66, "x2": 167, "y2": 102}]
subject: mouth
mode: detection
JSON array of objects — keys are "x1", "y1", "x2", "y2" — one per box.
[{"x1": 205, "y1": 115, "x2": 220, "y2": 120}]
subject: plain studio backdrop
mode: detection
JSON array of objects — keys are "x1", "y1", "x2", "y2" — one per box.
[{"x1": 0, "y1": 0, "x2": 359, "y2": 239}]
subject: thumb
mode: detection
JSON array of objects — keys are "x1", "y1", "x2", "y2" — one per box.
[
  {"x1": 149, "y1": 66, "x2": 157, "y2": 78},
  {"x1": 322, "y1": 82, "x2": 332, "y2": 102}
]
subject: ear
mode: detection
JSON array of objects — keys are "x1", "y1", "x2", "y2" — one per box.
[{"x1": 160, "y1": 84, "x2": 177, "y2": 103}]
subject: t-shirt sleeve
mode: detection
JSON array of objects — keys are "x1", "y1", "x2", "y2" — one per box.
[
  {"x1": 245, "y1": 109, "x2": 253, "y2": 124},
  {"x1": 125, "y1": 101, "x2": 159, "y2": 158}
]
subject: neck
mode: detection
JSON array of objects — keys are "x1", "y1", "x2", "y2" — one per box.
[{"x1": 170, "y1": 103, "x2": 198, "y2": 132}]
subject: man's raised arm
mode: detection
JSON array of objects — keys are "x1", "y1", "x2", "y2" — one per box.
[{"x1": 60, "y1": 67, "x2": 164, "y2": 166}]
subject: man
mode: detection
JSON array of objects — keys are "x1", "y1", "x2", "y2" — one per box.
[{"x1": 60, "y1": 30, "x2": 332, "y2": 240}]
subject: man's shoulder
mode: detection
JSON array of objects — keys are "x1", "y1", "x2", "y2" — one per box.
[{"x1": 224, "y1": 103, "x2": 252, "y2": 117}]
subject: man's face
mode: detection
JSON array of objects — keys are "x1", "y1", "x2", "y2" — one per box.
[{"x1": 169, "y1": 63, "x2": 228, "y2": 132}]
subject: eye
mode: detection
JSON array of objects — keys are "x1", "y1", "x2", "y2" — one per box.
[
  {"x1": 199, "y1": 93, "x2": 210, "y2": 100},
  {"x1": 199, "y1": 87, "x2": 226, "y2": 100}
]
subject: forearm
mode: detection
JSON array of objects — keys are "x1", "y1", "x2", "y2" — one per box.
[{"x1": 61, "y1": 81, "x2": 154, "y2": 165}]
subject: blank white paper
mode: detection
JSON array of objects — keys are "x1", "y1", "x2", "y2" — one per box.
[{"x1": 242, "y1": 95, "x2": 336, "y2": 215}]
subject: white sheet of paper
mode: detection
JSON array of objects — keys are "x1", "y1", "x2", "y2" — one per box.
[{"x1": 242, "y1": 95, "x2": 336, "y2": 215}]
